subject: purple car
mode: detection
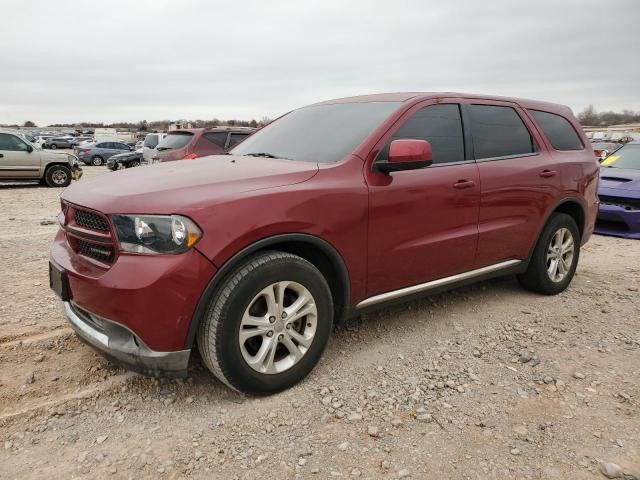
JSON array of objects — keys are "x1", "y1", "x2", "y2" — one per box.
[{"x1": 596, "y1": 140, "x2": 640, "y2": 239}]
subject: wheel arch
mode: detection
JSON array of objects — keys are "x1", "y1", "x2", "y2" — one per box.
[
  {"x1": 525, "y1": 197, "x2": 587, "y2": 265},
  {"x1": 185, "y1": 233, "x2": 350, "y2": 349}
]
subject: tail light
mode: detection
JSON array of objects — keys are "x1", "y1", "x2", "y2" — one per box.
[{"x1": 181, "y1": 153, "x2": 198, "y2": 160}]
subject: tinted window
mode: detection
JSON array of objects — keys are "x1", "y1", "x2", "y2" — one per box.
[
  {"x1": 529, "y1": 110, "x2": 583, "y2": 151},
  {"x1": 203, "y1": 132, "x2": 228, "y2": 148},
  {"x1": 228, "y1": 133, "x2": 250, "y2": 147},
  {"x1": 143, "y1": 134, "x2": 159, "y2": 149},
  {"x1": 115, "y1": 143, "x2": 130, "y2": 150},
  {"x1": 0, "y1": 133, "x2": 28, "y2": 151},
  {"x1": 231, "y1": 102, "x2": 401, "y2": 163},
  {"x1": 381, "y1": 104, "x2": 465, "y2": 164},
  {"x1": 469, "y1": 105, "x2": 534, "y2": 159},
  {"x1": 96, "y1": 143, "x2": 109, "y2": 149},
  {"x1": 157, "y1": 132, "x2": 194, "y2": 151},
  {"x1": 601, "y1": 144, "x2": 640, "y2": 170}
]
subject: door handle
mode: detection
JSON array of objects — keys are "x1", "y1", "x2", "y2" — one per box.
[
  {"x1": 0, "y1": 154, "x2": 3, "y2": 158},
  {"x1": 452, "y1": 179, "x2": 476, "y2": 189},
  {"x1": 539, "y1": 169, "x2": 557, "y2": 178}
]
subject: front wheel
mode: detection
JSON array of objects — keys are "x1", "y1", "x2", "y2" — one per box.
[
  {"x1": 91, "y1": 156, "x2": 104, "y2": 166},
  {"x1": 50, "y1": 144, "x2": 57, "y2": 150},
  {"x1": 44, "y1": 165, "x2": 71, "y2": 187},
  {"x1": 518, "y1": 213, "x2": 580, "y2": 295},
  {"x1": 197, "y1": 251, "x2": 333, "y2": 395}
]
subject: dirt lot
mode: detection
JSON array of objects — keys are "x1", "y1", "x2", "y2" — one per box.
[{"x1": 0, "y1": 164, "x2": 639, "y2": 480}]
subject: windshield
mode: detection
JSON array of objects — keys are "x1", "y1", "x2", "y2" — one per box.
[
  {"x1": 601, "y1": 144, "x2": 640, "y2": 170},
  {"x1": 156, "y1": 132, "x2": 193, "y2": 151},
  {"x1": 231, "y1": 101, "x2": 401, "y2": 163},
  {"x1": 143, "y1": 134, "x2": 159, "y2": 148}
]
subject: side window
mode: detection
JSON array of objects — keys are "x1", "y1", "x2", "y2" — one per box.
[
  {"x1": 203, "y1": 132, "x2": 229, "y2": 148},
  {"x1": 144, "y1": 134, "x2": 159, "y2": 149},
  {"x1": 0, "y1": 133, "x2": 28, "y2": 151},
  {"x1": 528, "y1": 110, "x2": 583, "y2": 151},
  {"x1": 228, "y1": 133, "x2": 249, "y2": 148},
  {"x1": 96, "y1": 143, "x2": 108, "y2": 149},
  {"x1": 380, "y1": 104, "x2": 465, "y2": 165},
  {"x1": 116, "y1": 143, "x2": 129, "y2": 150},
  {"x1": 469, "y1": 105, "x2": 535, "y2": 159}
]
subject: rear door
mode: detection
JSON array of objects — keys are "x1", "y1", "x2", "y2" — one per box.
[
  {"x1": 194, "y1": 132, "x2": 228, "y2": 157},
  {"x1": 228, "y1": 132, "x2": 251, "y2": 149},
  {"x1": 468, "y1": 101, "x2": 562, "y2": 266},
  {"x1": 0, "y1": 133, "x2": 40, "y2": 178},
  {"x1": 365, "y1": 100, "x2": 480, "y2": 297}
]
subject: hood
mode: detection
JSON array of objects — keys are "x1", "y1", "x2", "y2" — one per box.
[
  {"x1": 62, "y1": 155, "x2": 319, "y2": 214},
  {"x1": 598, "y1": 167, "x2": 640, "y2": 196},
  {"x1": 42, "y1": 150, "x2": 73, "y2": 164}
]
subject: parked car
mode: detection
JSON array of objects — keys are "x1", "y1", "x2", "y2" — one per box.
[
  {"x1": 44, "y1": 137, "x2": 75, "y2": 149},
  {"x1": 107, "y1": 150, "x2": 144, "y2": 171},
  {"x1": 0, "y1": 130, "x2": 82, "y2": 187},
  {"x1": 591, "y1": 142, "x2": 623, "y2": 162},
  {"x1": 50, "y1": 93, "x2": 598, "y2": 395},
  {"x1": 150, "y1": 127, "x2": 255, "y2": 163},
  {"x1": 141, "y1": 132, "x2": 167, "y2": 163},
  {"x1": 73, "y1": 141, "x2": 133, "y2": 166},
  {"x1": 69, "y1": 136, "x2": 94, "y2": 147},
  {"x1": 595, "y1": 140, "x2": 640, "y2": 238}
]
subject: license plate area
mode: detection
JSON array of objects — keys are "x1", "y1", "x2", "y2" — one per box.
[{"x1": 49, "y1": 262, "x2": 71, "y2": 301}]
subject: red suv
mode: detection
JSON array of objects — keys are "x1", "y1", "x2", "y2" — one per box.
[
  {"x1": 151, "y1": 126, "x2": 255, "y2": 162},
  {"x1": 50, "y1": 93, "x2": 599, "y2": 395}
]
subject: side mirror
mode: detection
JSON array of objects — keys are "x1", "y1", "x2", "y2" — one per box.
[
  {"x1": 375, "y1": 139, "x2": 433, "y2": 173},
  {"x1": 26, "y1": 145, "x2": 34, "y2": 153}
]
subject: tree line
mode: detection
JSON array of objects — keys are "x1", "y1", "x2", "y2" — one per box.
[
  {"x1": 2, "y1": 117, "x2": 273, "y2": 130},
  {"x1": 577, "y1": 105, "x2": 640, "y2": 127}
]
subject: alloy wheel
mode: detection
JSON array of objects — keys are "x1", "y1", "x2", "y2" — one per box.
[
  {"x1": 239, "y1": 281, "x2": 317, "y2": 374},
  {"x1": 51, "y1": 170, "x2": 68, "y2": 185},
  {"x1": 546, "y1": 227, "x2": 574, "y2": 282}
]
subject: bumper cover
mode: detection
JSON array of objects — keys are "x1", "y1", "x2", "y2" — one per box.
[
  {"x1": 595, "y1": 204, "x2": 640, "y2": 239},
  {"x1": 63, "y1": 301, "x2": 190, "y2": 377}
]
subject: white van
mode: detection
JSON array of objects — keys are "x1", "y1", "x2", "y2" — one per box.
[{"x1": 142, "y1": 132, "x2": 167, "y2": 163}]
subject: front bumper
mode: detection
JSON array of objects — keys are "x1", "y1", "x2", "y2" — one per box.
[
  {"x1": 71, "y1": 165, "x2": 83, "y2": 180},
  {"x1": 63, "y1": 301, "x2": 190, "y2": 377},
  {"x1": 595, "y1": 203, "x2": 640, "y2": 239}
]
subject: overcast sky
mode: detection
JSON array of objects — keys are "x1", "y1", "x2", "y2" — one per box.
[{"x1": 1, "y1": 0, "x2": 639, "y2": 126}]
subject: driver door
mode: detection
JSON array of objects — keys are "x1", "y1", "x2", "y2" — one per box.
[
  {"x1": 0, "y1": 133, "x2": 40, "y2": 178},
  {"x1": 364, "y1": 101, "x2": 480, "y2": 298}
]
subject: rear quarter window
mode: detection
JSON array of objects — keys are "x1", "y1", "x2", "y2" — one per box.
[
  {"x1": 468, "y1": 105, "x2": 535, "y2": 159},
  {"x1": 528, "y1": 110, "x2": 583, "y2": 151}
]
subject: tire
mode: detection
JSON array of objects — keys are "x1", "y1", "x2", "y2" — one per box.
[
  {"x1": 91, "y1": 156, "x2": 104, "y2": 166},
  {"x1": 130, "y1": 160, "x2": 141, "y2": 167},
  {"x1": 44, "y1": 165, "x2": 71, "y2": 187},
  {"x1": 50, "y1": 143, "x2": 57, "y2": 150},
  {"x1": 517, "y1": 213, "x2": 580, "y2": 295},
  {"x1": 197, "y1": 251, "x2": 333, "y2": 395}
]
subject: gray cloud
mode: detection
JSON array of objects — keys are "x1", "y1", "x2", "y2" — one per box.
[{"x1": 1, "y1": 0, "x2": 639, "y2": 125}]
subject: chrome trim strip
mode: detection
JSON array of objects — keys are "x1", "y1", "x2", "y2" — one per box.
[
  {"x1": 356, "y1": 259, "x2": 522, "y2": 308},
  {"x1": 64, "y1": 301, "x2": 109, "y2": 346}
]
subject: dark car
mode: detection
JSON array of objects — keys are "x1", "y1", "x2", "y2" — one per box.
[
  {"x1": 595, "y1": 140, "x2": 640, "y2": 238},
  {"x1": 44, "y1": 137, "x2": 74, "y2": 149},
  {"x1": 151, "y1": 127, "x2": 255, "y2": 163},
  {"x1": 107, "y1": 150, "x2": 144, "y2": 171},
  {"x1": 50, "y1": 92, "x2": 598, "y2": 395}
]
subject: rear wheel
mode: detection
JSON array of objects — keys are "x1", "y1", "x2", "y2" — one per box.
[
  {"x1": 129, "y1": 160, "x2": 141, "y2": 168},
  {"x1": 518, "y1": 213, "x2": 580, "y2": 295},
  {"x1": 44, "y1": 165, "x2": 71, "y2": 187},
  {"x1": 91, "y1": 156, "x2": 104, "y2": 166},
  {"x1": 197, "y1": 251, "x2": 333, "y2": 395},
  {"x1": 50, "y1": 143, "x2": 57, "y2": 150}
]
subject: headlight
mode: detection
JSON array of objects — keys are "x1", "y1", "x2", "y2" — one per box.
[{"x1": 111, "y1": 214, "x2": 202, "y2": 254}]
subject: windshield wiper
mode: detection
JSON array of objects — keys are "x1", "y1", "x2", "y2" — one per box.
[{"x1": 243, "y1": 152, "x2": 287, "y2": 159}]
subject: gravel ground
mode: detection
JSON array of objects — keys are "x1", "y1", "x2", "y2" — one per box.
[{"x1": 0, "y1": 164, "x2": 639, "y2": 479}]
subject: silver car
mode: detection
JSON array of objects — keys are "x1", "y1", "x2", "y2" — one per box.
[{"x1": 73, "y1": 141, "x2": 133, "y2": 166}]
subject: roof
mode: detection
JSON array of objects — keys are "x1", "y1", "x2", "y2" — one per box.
[
  {"x1": 166, "y1": 126, "x2": 257, "y2": 134},
  {"x1": 310, "y1": 92, "x2": 572, "y2": 115}
]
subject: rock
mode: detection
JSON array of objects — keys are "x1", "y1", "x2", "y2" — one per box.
[
  {"x1": 40, "y1": 219, "x2": 56, "y2": 226},
  {"x1": 298, "y1": 458, "x2": 307, "y2": 467},
  {"x1": 518, "y1": 353, "x2": 532, "y2": 363},
  {"x1": 96, "y1": 435, "x2": 108, "y2": 444},
  {"x1": 398, "y1": 469, "x2": 411, "y2": 478},
  {"x1": 350, "y1": 468, "x2": 361, "y2": 477},
  {"x1": 367, "y1": 425, "x2": 380, "y2": 437},
  {"x1": 4, "y1": 441, "x2": 13, "y2": 450},
  {"x1": 416, "y1": 413, "x2": 433, "y2": 423},
  {"x1": 573, "y1": 372, "x2": 586, "y2": 380},
  {"x1": 78, "y1": 451, "x2": 88, "y2": 463},
  {"x1": 25, "y1": 372, "x2": 35, "y2": 385},
  {"x1": 338, "y1": 442, "x2": 350, "y2": 451},
  {"x1": 600, "y1": 462, "x2": 623, "y2": 478},
  {"x1": 381, "y1": 460, "x2": 390, "y2": 470},
  {"x1": 510, "y1": 448, "x2": 521, "y2": 456},
  {"x1": 347, "y1": 413, "x2": 363, "y2": 422},
  {"x1": 34, "y1": 354, "x2": 45, "y2": 363},
  {"x1": 390, "y1": 417, "x2": 403, "y2": 427},
  {"x1": 543, "y1": 376, "x2": 554, "y2": 384},
  {"x1": 513, "y1": 426, "x2": 528, "y2": 440}
]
